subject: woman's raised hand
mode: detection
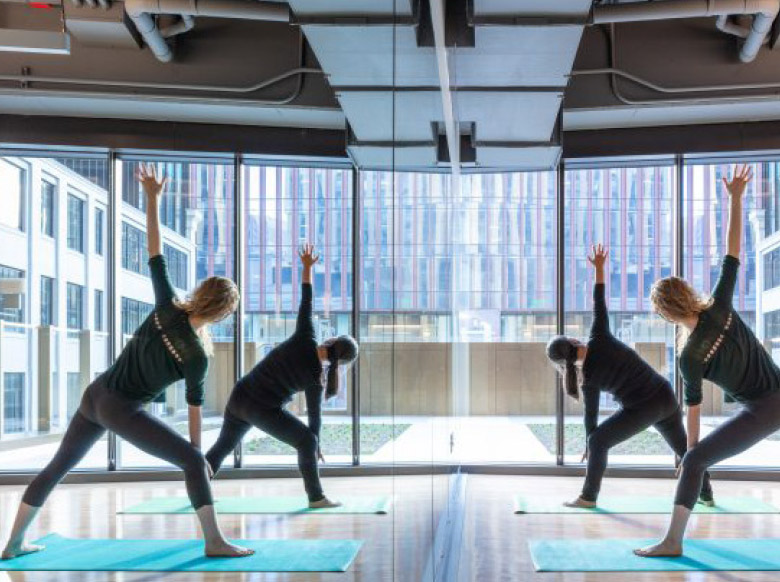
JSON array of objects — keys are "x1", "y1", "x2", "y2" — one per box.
[
  {"x1": 722, "y1": 164, "x2": 753, "y2": 200},
  {"x1": 136, "y1": 162, "x2": 168, "y2": 200},
  {"x1": 298, "y1": 243, "x2": 320, "y2": 268},
  {"x1": 587, "y1": 243, "x2": 609, "y2": 270}
]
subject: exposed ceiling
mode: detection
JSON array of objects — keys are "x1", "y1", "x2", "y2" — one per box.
[{"x1": 1, "y1": 0, "x2": 780, "y2": 166}]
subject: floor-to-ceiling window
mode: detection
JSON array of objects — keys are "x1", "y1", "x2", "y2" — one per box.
[
  {"x1": 683, "y1": 159, "x2": 763, "y2": 468},
  {"x1": 3, "y1": 146, "x2": 780, "y2": 474},
  {"x1": 0, "y1": 153, "x2": 109, "y2": 469},
  {"x1": 454, "y1": 172, "x2": 558, "y2": 465},
  {"x1": 116, "y1": 156, "x2": 236, "y2": 469},
  {"x1": 241, "y1": 162, "x2": 354, "y2": 466},
  {"x1": 564, "y1": 162, "x2": 676, "y2": 466}
]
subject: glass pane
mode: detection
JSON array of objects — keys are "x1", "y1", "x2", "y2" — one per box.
[
  {"x1": 358, "y1": 172, "x2": 451, "y2": 466},
  {"x1": 683, "y1": 161, "x2": 764, "y2": 468},
  {"x1": 240, "y1": 164, "x2": 354, "y2": 467},
  {"x1": 454, "y1": 172, "x2": 557, "y2": 465},
  {"x1": 116, "y1": 158, "x2": 236, "y2": 469},
  {"x1": 564, "y1": 165, "x2": 676, "y2": 466},
  {"x1": 0, "y1": 154, "x2": 109, "y2": 470}
]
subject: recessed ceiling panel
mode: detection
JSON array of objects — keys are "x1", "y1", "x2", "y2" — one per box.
[
  {"x1": 338, "y1": 91, "x2": 441, "y2": 141},
  {"x1": 302, "y1": 25, "x2": 437, "y2": 87},
  {"x1": 473, "y1": 0, "x2": 592, "y2": 16},
  {"x1": 288, "y1": 0, "x2": 413, "y2": 17},
  {"x1": 455, "y1": 26, "x2": 584, "y2": 86},
  {"x1": 457, "y1": 92, "x2": 562, "y2": 141},
  {"x1": 474, "y1": 146, "x2": 561, "y2": 171},
  {"x1": 348, "y1": 144, "x2": 439, "y2": 170},
  {"x1": 339, "y1": 90, "x2": 561, "y2": 142}
]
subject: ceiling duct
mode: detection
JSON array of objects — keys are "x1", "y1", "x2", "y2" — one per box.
[
  {"x1": 63, "y1": 1, "x2": 142, "y2": 48},
  {"x1": 592, "y1": 0, "x2": 780, "y2": 63},
  {"x1": 124, "y1": 0, "x2": 290, "y2": 62}
]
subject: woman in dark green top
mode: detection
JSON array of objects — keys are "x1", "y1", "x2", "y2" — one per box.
[
  {"x1": 637, "y1": 165, "x2": 780, "y2": 558},
  {"x1": 2, "y1": 165, "x2": 252, "y2": 560},
  {"x1": 206, "y1": 244, "x2": 358, "y2": 508}
]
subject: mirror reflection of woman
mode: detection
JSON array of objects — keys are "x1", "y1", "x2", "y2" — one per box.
[
  {"x1": 636, "y1": 165, "x2": 780, "y2": 558},
  {"x1": 547, "y1": 244, "x2": 712, "y2": 509},
  {"x1": 206, "y1": 244, "x2": 358, "y2": 508}
]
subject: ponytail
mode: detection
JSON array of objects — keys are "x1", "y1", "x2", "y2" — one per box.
[
  {"x1": 563, "y1": 359, "x2": 579, "y2": 400},
  {"x1": 322, "y1": 335, "x2": 359, "y2": 399},
  {"x1": 546, "y1": 335, "x2": 582, "y2": 400}
]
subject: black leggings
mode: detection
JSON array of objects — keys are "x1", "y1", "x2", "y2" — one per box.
[
  {"x1": 23, "y1": 380, "x2": 213, "y2": 509},
  {"x1": 676, "y1": 390, "x2": 780, "y2": 509},
  {"x1": 206, "y1": 387, "x2": 323, "y2": 502},
  {"x1": 582, "y1": 386, "x2": 712, "y2": 502}
]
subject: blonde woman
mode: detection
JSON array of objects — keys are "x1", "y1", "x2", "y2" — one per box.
[
  {"x1": 2, "y1": 165, "x2": 252, "y2": 559},
  {"x1": 547, "y1": 245, "x2": 711, "y2": 508},
  {"x1": 636, "y1": 164, "x2": 778, "y2": 558}
]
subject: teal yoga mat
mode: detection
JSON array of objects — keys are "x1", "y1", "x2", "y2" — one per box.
[
  {"x1": 120, "y1": 495, "x2": 391, "y2": 515},
  {"x1": 529, "y1": 538, "x2": 780, "y2": 572},
  {"x1": 514, "y1": 495, "x2": 779, "y2": 514},
  {"x1": 0, "y1": 533, "x2": 361, "y2": 572}
]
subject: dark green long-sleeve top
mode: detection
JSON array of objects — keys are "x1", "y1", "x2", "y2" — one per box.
[
  {"x1": 237, "y1": 283, "x2": 324, "y2": 437},
  {"x1": 581, "y1": 283, "x2": 670, "y2": 436},
  {"x1": 680, "y1": 255, "x2": 780, "y2": 406},
  {"x1": 101, "y1": 255, "x2": 209, "y2": 406}
]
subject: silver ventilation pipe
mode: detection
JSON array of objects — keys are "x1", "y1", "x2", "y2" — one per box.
[
  {"x1": 592, "y1": 0, "x2": 780, "y2": 63},
  {"x1": 124, "y1": 0, "x2": 290, "y2": 63}
]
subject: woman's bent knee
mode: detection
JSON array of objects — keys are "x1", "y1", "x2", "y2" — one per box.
[{"x1": 681, "y1": 447, "x2": 709, "y2": 473}]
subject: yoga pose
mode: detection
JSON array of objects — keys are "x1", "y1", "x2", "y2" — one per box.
[
  {"x1": 547, "y1": 244, "x2": 712, "y2": 508},
  {"x1": 206, "y1": 243, "x2": 358, "y2": 508},
  {"x1": 636, "y1": 164, "x2": 776, "y2": 557},
  {"x1": 2, "y1": 165, "x2": 252, "y2": 560}
]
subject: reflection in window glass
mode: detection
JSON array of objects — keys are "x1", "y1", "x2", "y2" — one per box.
[
  {"x1": 66, "y1": 283, "x2": 84, "y2": 330},
  {"x1": 0, "y1": 264, "x2": 25, "y2": 324},
  {"x1": 3, "y1": 372, "x2": 25, "y2": 434},
  {"x1": 41, "y1": 275, "x2": 54, "y2": 327},
  {"x1": 564, "y1": 165, "x2": 675, "y2": 466},
  {"x1": 95, "y1": 207, "x2": 104, "y2": 256},
  {"x1": 163, "y1": 243, "x2": 189, "y2": 290},
  {"x1": 94, "y1": 289, "x2": 104, "y2": 332},
  {"x1": 41, "y1": 181, "x2": 55, "y2": 237},
  {"x1": 67, "y1": 194, "x2": 85, "y2": 253}
]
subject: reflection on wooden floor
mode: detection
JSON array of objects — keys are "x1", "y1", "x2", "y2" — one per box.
[
  {"x1": 2, "y1": 474, "x2": 780, "y2": 581},
  {"x1": 462, "y1": 474, "x2": 780, "y2": 582}
]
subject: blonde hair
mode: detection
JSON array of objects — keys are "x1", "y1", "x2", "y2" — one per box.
[
  {"x1": 176, "y1": 276, "x2": 239, "y2": 356},
  {"x1": 650, "y1": 276, "x2": 711, "y2": 349}
]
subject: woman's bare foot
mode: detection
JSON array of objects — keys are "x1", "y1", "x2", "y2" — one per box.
[
  {"x1": 563, "y1": 497, "x2": 597, "y2": 509},
  {"x1": 697, "y1": 492, "x2": 715, "y2": 507},
  {"x1": 1, "y1": 542, "x2": 45, "y2": 560},
  {"x1": 205, "y1": 541, "x2": 254, "y2": 558},
  {"x1": 309, "y1": 497, "x2": 342, "y2": 509},
  {"x1": 633, "y1": 539, "x2": 682, "y2": 558}
]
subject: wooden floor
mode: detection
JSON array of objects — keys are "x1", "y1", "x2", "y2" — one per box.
[
  {"x1": 461, "y1": 474, "x2": 780, "y2": 582},
  {"x1": 1, "y1": 474, "x2": 780, "y2": 581}
]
